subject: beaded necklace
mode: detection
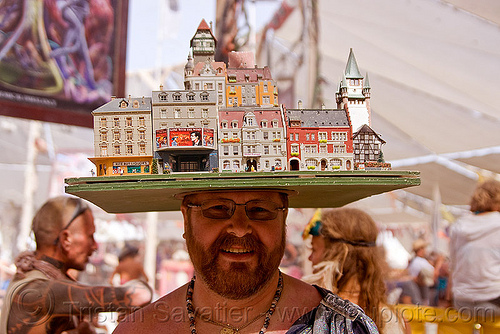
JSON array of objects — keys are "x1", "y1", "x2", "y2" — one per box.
[{"x1": 186, "y1": 271, "x2": 283, "y2": 334}]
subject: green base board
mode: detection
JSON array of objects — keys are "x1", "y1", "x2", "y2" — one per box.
[{"x1": 65, "y1": 171, "x2": 420, "y2": 213}]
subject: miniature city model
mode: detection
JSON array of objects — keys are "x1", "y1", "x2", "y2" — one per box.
[{"x1": 89, "y1": 19, "x2": 390, "y2": 176}]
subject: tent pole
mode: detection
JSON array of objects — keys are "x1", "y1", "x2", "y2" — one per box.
[{"x1": 17, "y1": 120, "x2": 42, "y2": 252}]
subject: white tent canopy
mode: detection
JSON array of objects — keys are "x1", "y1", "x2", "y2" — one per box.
[{"x1": 257, "y1": 0, "x2": 500, "y2": 206}]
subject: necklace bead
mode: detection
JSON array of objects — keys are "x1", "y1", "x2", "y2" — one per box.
[{"x1": 186, "y1": 271, "x2": 283, "y2": 334}]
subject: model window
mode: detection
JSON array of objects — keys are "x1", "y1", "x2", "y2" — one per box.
[
  {"x1": 100, "y1": 118, "x2": 107, "y2": 128},
  {"x1": 233, "y1": 145, "x2": 239, "y2": 155},
  {"x1": 114, "y1": 145, "x2": 121, "y2": 155},
  {"x1": 272, "y1": 120, "x2": 278, "y2": 128},
  {"x1": 305, "y1": 159, "x2": 317, "y2": 167},
  {"x1": 221, "y1": 121, "x2": 228, "y2": 129},
  {"x1": 233, "y1": 160, "x2": 240, "y2": 169},
  {"x1": 188, "y1": 109, "x2": 195, "y2": 118},
  {"x1": 187, "y1": 94, "x2": 195, "y2": 101},
  {"x1": 224, "y1": 146, "x2": 229, "y2": 155},
  {"x1": 139, "y1": 130, "x2": 146, "y2": 140},
  {"x1": 126, "y1": 131, "x2": 133, "y2": 141},
  {"x1": 263, "y1": 132, "x2": 269, "y2": 140},
  {"x1": 232, "y1": 121, "x2": 238, "y2": 128},
  {"x1": 114, "y1": 132, "x2": 120, "y2": 141},
  {"x1": 100, "y1": 146, "x2": 107, "y2": 156},
  {"x1": 140, "y1": 143, "x2": 146, "y2": 154},
  {"x1": 127, "y1": 145, "x2": 133, "y2": 154},
  {"x1": 174, "y1": 109, "x2": 180, "y2": 118},
  {"x1": 330, "y1": 159, "x2": 342, "y2": 167},
  {"x1": 100, "y1": 132, "x2": 107, "y2": 142},
  {"x1": 114, "y1": 118, "x2": 120, "y2": 127},
  {"x1": 173, "y1": 93, "x2": 181, "y2": 101},
  {"x1": 139, "y1": 117, "x2": 145, "y2": 127}
]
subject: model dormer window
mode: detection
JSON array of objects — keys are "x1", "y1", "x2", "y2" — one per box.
[
  {"x1": 173, "y1": 93, "x2": 182, "y2": 101},
  {"x1": 245, "y1": 116, "x2": 255, "y2": 126},
  {"x1": 187, "y1": 92, "x2": 195, "y2": 101},
  {"x1": 159, "y1": 92, "x2": 167, "y2": 101},
  {"x1": 231, "y1": 121, "x2": 238, "y2": 128},
  {"x1": 201, "y1": 92, "x2": 209, "y2": 101}
]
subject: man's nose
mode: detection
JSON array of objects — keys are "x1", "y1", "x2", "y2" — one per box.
[{"x1": 226, "y1": 205, "x2": 252, "y2": 237}]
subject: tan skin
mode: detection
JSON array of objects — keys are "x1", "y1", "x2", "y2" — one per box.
[
  {"x1": 115, "y1": 191, "x2": 322, "y2": 334},
  {"x1": 7, "y1": 209, "x2": 151, "y2": 334}
]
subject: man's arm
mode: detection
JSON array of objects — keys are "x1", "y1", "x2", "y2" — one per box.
[{"x1": 7, "y1": 278, "x2": 152, "y2": 332}]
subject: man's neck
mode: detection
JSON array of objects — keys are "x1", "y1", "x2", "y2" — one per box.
[
  {"x1": 36, "y1": 252, "x2": 68, "y2": 275},
  {"x1": 191, "y1": 270, "x2": 281, "y2": 326}
]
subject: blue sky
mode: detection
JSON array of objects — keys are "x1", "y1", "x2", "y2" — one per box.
[
  {"x1": 125, "y1": 0, "x2": 280, "y2": 71},
  {"x1": 126, "y1": 0, "x2": 216, "y2": 71}
]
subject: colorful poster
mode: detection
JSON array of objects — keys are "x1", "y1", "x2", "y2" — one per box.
[
  {"x1": 203, "y1": 128, "x2": 214, "y2": 147},
  {"x1": 168, "y1": 128, "x2": 214, "y2": 147},
  {"x1": 0, "y1": 0, "x2": 128, "y2": 127},
  {"x1": 156, "y1": 129, "x2": 168, "y2": 149}
]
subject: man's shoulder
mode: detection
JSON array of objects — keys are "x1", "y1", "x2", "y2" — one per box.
[
  {"x1": 290, "y1": 287, "x2": 379, "y2": 334},
  {"x1": 114, "y1": 283, "x2": 189, "y2": 333}
]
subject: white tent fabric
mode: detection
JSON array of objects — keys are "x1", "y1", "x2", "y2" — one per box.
[{"x1": 258, "y1": 0, "x2": 500, "y2": 206}]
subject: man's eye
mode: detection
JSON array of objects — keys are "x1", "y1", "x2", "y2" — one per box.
[
  {"x1": 205, "y1": 204, "x2": 230, "y2": 213},
  {"x1": 248, "y1": 206, "x2": 271, "y2": 213}
]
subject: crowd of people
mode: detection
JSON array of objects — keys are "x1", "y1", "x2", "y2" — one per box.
[{"x1": 0, "y1": 179, "x2": 499, "y2": 333}]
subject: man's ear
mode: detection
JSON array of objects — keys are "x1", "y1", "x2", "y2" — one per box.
[
  {"x1": 59, "y1": 230, "x2": 72, "y2": 251},
  {"x1": 180, "y1": 203, "x2": 189, "y2": 235}
]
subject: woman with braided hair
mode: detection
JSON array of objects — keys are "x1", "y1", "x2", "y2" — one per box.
[{"x1": 303, "y1": 208, "x2": 406, "y2": 334}]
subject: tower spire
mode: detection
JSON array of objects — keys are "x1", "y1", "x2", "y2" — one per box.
[{"x1": 345, "y1": 48, "x2": 363, "y2": 79}]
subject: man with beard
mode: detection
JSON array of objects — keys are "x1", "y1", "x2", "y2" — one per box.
[
  {"x1": 114, "y1": 189, "x2": 379, "y2": 334},
  {"x1": 0, "y1": 196, "x2": 152, "y2": 333}
]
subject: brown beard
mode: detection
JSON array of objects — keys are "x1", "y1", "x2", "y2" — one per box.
[{"x1": 185, "y1": 218, "x2": 286, "y2": 300}]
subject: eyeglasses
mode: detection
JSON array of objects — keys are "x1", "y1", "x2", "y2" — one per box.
[
  {"x1": 187, "y1": 199, "x2": 286, "y2": 221},
  {"x1": 54, "y1": 199, "x2": 88, "y2": 245}
]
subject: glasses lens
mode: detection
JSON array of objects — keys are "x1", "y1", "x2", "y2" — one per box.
[
  {"x1": 200, "y1": 199, "x2": 234, "y2": 219},
  {"x1": 245, "y1": 200, "x2": 281, "y2": 220}
]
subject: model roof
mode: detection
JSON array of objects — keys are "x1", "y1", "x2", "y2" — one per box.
[
  {"x1": 353, "y1": 124, "x2": 386, "y2": 144},
  {"x1": 344, "y1": 48, "x2": 363, "y2": 79},
  {"x1": 285, "y1": 108, "x2": 350, "y2": 127},
  {"x1": 92, "y1": 97, "x2": 152, "y2": 114}
]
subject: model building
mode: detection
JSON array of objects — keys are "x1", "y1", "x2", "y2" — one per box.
[{"x1": 90, "y1": 20, "x2": 389, "y2": 176}]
